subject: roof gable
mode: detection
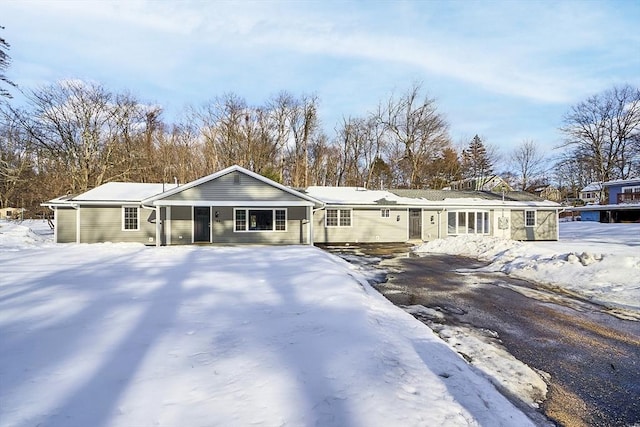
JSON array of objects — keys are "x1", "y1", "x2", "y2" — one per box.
[{"x1": 145, "y1": 165, "x2": 323, "y2": 206}]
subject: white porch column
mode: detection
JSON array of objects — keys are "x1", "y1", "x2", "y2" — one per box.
[
  {"x1": 155, "y1": 205, "x2": 161, "y2": 247},
  {"x1": 307, "y1": 205, "x2": 314, "y2": 245}
]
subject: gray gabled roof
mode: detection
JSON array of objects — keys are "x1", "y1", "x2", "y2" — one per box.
[{"x1": 389, "y1": 189, "x2": 545, "y2": 202}]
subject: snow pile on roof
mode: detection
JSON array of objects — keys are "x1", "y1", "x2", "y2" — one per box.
[
  {"x1": 414, "y1": 222, "x2": 640, "y2": 316},
  {"x1": 0, "y1": 242, "x2": 535, "y2": 426},
  {"x1": 304, "y1": 186, "x2": 417, "y2": 205},
  {"x1": 74, "y1": 182, "x2": 178, "y2": 202},
  {"x1": 580, "y1": 182, "x2": 602, "y2": 192}
]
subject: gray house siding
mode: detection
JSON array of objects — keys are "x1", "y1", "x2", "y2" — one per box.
[
  {"x1": 207, "y1": 206, "x2": 308, "y2": 244},
  {"x1": 422, "y1": 209, "x2": 443, "y2": 241},
  {"x1": 314, "y1": 207, "x2": 409, "y2": 243},
  {"x1": 56, "y1": 208, "x2": 77, "y2": 243},
  {"x1": 511, "y1": 209, "x2": 557, "y2": 240},
  {"x1": 169, "y1": 206, "x2": 193, "y2": 244},
  {"x1": 78, "y1": 206, "x2": 156, "y2": 244},
  {"x1": 166, "y1": 171, "x2": 302, "y2": 202}
]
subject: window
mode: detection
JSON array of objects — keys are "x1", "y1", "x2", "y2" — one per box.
[
  {"x1": 234, "y1": 209, "x2": 286, "y2": 232},
  {"x1": 326, "y1": 209, "x2": 352, "y2": 227},
  {"x1": 381, "y1": 209, "x2": 390, "y2": 218},
  {"x1": 123, "y1": 206, "x2": 139, "y2": 231},
  {"x1": 235, "y1": 209, "x2": 246, "y2": 231},
  {"x1": 447, "y1": 211, "x2": 490, "y2": 235},
  {"x1": 275, "y1": 209, "x2": 286, "y2": 231},
  {"x1": 525, "y1": 210, "x2": 536, "y2": 227}
]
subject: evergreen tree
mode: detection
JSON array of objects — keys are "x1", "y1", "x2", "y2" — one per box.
[
  {"x1": 461, "y1": 135, "x2": 493, "y2": 178},
  {"x1": 1, "y1": 26, "x2": 16, "y2": 99}
]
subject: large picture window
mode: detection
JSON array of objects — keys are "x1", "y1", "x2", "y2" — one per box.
[
  {"x1": 234, "y1": 209, "x2": 287, "y2": 232},
  {"x1": 122, "y1": 206, "x2": 139, "y2": 231},
  {"x1": 447, "y1": 211, "x2": 489, "y2": 235},
  {"x1": 326, "y1": 209, "x2": 351, "y2": 227}
]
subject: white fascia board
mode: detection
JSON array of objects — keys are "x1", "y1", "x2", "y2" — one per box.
[
  {"x1": 68, "y1": 200, "x2": 140, "y2": 206},
  {"x1": 152, "y1": 200, "x2": 315, "y2": 207}
]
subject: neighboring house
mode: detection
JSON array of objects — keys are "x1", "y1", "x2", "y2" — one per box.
[
  {"x1": 43, "y1": 165, "x2": 562, "y2": 245},
  {"x1": 572, "y1": 178, "x2": 640, "y2": 223},
  {"x1": 528, "y1": 185, "x2": 562, "y2": 202},
  {"x1": 579, "y1": 182, "x2": 603, "y2": 205},
  {"x1": 449, "y1": 176, "x2": 513, "y2": 192},
  {"x1": 0, "y1": 207, "x2": 24, "y2": 220}
]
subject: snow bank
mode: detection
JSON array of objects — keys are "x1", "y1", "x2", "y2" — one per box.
[
  {"x1": 0, "y1": 230, "x2": 534, "y2": 426},
  {"x1": 0, "y1": 220, "x2": 54, "y2": 249},
  {"x1": 414, "y1": 222, "x2": 640, "y2": 314}
]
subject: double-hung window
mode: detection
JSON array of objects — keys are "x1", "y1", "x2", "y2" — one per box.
[
  {"x1": 122, "y1": 206, "x2": 139, "y2": 231},
  {"x1": 525, "y1": 210, "x2": 536, "y2": 227},
  {"x1": 381, "y1": 209, "x2": 390, "y2": 218},
  {"x1": 326, "y1": 209, "x2": 351, "y2": 227},
  {"x1": 234, "y1": 209, "x2": 287, "y2": 232}
]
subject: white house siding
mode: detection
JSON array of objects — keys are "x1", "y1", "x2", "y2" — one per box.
[
  {"x1": 56, "y1": 207, "x2": 77, "y2": 243},
  {"x1": 169, "y1": 206, "x2": 192, "y2": 244},
  {"x1": 165, "y1": 171, "x2": 302, "y2": 203},
  {"x1": 314, "y1": 207, "x2": 409, "y2": 243},
  {"x1": 78, "y1": 206, "x2": 156, "y2": 244},
  {"x1": 511, "y1": 209, "x2": 558, "y2": 241}
]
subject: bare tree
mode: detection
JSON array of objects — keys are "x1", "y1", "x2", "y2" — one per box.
[
  {"x1": 560, "y1": 84, "x2": 640, "y2": 183},
  {"x1": 381, "y1": 82, "x2": 450, "y2": 188},
  {"x1": 510, "y1": 140, "x2": 547, "y2": 190}
]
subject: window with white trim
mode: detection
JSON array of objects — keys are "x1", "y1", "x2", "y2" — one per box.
[
  {"x1": 123, "y1": 206, "x2": 139, "y2": 231},
  {"x1": 447, "y1": 211, "x2": 490, "y2": 235},
  {"x1": 326, "y1": 209, "x2": 351, "y2": 227},
  {"x1": 525, "y1": 210, "x2": 536, "y2": 227},
  {"x1": 234, "y1": 209, "x2": 287, "y2": 232},
  {"x1": 381, "y1": 209, "x2": 390, "y2": 218}
]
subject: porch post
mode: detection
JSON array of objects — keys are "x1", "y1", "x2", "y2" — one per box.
[
  {"x1": 307, "y1": 205, "x2": 314, "y2": 245},
  {"x1": 155, "y1": 205, "x2": 161, "y2": 247}
]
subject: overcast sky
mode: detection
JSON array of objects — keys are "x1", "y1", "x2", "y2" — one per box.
[{"x1": 3, "y1": 0, "x2": 639, "y2": 155}]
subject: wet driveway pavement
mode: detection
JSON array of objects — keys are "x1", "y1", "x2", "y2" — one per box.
[{"x1": 323, "y1": 244, "x2": 640, "y2": 427}]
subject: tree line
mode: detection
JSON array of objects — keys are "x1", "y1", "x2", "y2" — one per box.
[{"x1": 1, "y1": 29, "x2": 639, "y2": 216}]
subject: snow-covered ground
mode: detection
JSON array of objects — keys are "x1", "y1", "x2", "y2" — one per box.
[
  {"x1": 0, "y1": 220, "x2": 534, "y2": 427},
  {"x1": 415, "y1": 222, "x2": 640, "y2": 317}
]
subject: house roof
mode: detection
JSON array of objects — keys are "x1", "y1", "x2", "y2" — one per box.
[
  {"x1": 390, "y1": 189, "x2": 545, "y2": 202},
  {"x1": 602, "y1": 178, "x2": 640, "y2": 187},
  {"x1": 303, "y1": 187, "x2": 416, "y2": 205},
  {"x1": 304, "y1": 187, "x2": 559, "y2": 208},
  {"x1": 580, "y1": 182, "x2": 602, "y2": 192},
  {"x1": 74, "y1": 182, "x2": 178, "y2": 202},
  {"x1": 144, "y1": 165, "x2": 324, "y2": 207}
]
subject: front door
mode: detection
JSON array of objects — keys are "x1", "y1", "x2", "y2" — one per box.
[
  {"x1": 409, "y1": 209, "x2": 422, "y2": 240},
  {"x1": 194, "y1": 207, "x2": 210, "y2": 242}
]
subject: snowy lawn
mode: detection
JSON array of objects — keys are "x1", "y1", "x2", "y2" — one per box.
[
  {"x1": 0, "y1": 221, "x2": 533, "y2": 427},
  {"x1": 415, "y1": 222, "x2": 640, "y2": 316}
]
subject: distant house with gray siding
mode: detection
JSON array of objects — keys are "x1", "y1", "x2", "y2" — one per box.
[{"x1": 43, "y1": 165, "x2": 561, "y2": 245}]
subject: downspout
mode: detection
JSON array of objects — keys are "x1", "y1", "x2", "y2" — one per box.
[
  {"x1": 311, "y1": 205, "x2": 325, "y2": 245},
  {"x1": 140, "y1": 203, "x2": 160, "y2": 247},
  {"x1": 438, "y1": 208, "x2": 445, "y2": 239}
]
